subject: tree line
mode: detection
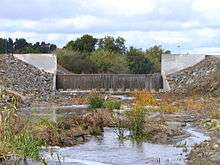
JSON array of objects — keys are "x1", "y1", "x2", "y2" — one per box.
[
  {"x1": 57, "y1": 34, "x2": 171, "y2": 74},
  {"x1": 0, "y1": 35, "x2": 171, "y2": 74},
  {"x1": 0, "y1": 38, "x2": 57, "y2": 54}
]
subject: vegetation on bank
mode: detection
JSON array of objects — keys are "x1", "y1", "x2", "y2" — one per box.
[
  {"x1": 1, "y1": 87, "x2": 219, "y2": 163},
  {"x1": 0, "y1": 89, "x2": 43, "y2": 162},
  {"x1": 0, "y1": 90, "x2": 109, "y2": 162},
  {"x1": 88, "y1": 95, "x2": 121, "y2": 110}
]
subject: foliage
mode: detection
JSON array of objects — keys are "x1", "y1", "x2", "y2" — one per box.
[
  {"x1": 127, "y1": 47, "x2": 153, "y2": 74},
  {"x1": 98, "y1": 36, "x2": 126, "y2": 54},
  {"x1": 56, "y1": 49, "x2": 97, "y2": 73},
  {"x1": 146, "y1": 45, "x2": 171, "y2": 73},
  {"x1": 12, "y1": 130, "x2": 42, "y2": 160},
  {"x1": 133, "y1": 90, "x2": 157, "y2": 107},
  {"x1": 0, "y1": 125, "x2": 42, "y2": 161},
  {"x1": 1, "y1": 35, "x2": 172, "y2": 75},
  {"x1": 65, "y1": 34, "x2": 98, "y2": 52},
  {"x1": 0, "y1": 38, "x2": 56, "y2": 54},
  {"x1": 88, "y1": 95, "x2": 105, "y2": 109},
  {"x1": 104, "y1": 100, "x2": 121, "y2": 110},
  {"x1": 204, "y1": 119, "x2": 220, "y2": 130},
  {"x1": 89, "y1": 49, "x2": 128, "y2": 73},
  {"x1": 126, "y1": 107, "x2": 146, "y2": 140},
  {"x1": 36, "y1": 118, "x2": 59, "y2": 134},
  {"x1": 0, "y1": 38, "x2": 10, "y2": 54},
  {"x1": 0, "y1": 91, "x2": 43, "y2": 161}
]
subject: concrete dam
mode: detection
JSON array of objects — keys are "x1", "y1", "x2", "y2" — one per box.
[{"x1": 13, "y1": 53, "x2": 214, "y2": 91}]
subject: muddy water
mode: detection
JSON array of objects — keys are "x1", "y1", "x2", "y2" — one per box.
[{"x1": 42, "y1": 126, "x2": 209, "y2": 165}]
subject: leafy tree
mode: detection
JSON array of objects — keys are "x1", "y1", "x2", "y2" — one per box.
[
  {"x1": 98, "y1": 36, "x2": 126, "y2": 54},
  {"x1": 5, "y1": 38, "x2": 57, "y2": 54},
  {"x1": 31, "y1": 42, "x2": 41, "y2": 53},
  {"x1": 49, "y1": 44, "x2": 57, "y2": 52},
  {"x1": 66, "y1": 34, "x2": 98, "y2": 52},
  {"x1": 39, "y1": 42, "x2": 50, "y2": 53},
  {"x1": 89, "y1": 49, "x2": 128, "y2": 73},
  {"x1": 14, "y1": 38, "x2": 29, "y2": 53},
  {"x1": 127, "y1": 47, "x2": 153, "y2": 74},
  {"x1": 0, "y1": 38, "x2": 7, "y2": 54},
  {"x1": 56, "y1": 49, "x2": 97, "y2": 73},
  {"x1": 145, "y1": 45, "x2": 171, "y2": 73},
  {"x1": 7, "y1": 38, "x2": 14, "y2": 53},
  {"x1": 115, "y1": 37, "x2": 126, "y2": 54}
]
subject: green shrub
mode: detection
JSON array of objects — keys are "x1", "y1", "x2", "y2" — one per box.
[
  {"x1": 56, "y1": 49, "x2": 97, "y2": 73},
  {"x1": 12, "y1": 130, "x2": 42, "y2": 160},
  {"x1": 89, "y1": 49, "x2": 128, "y2": 73},
  {"x1": 126, "y1": 107, "x2": 145, "y2": 141},
  {"x1": 104, "y1": 100, "x2": 121, "y2": 110},
  {"x1": 0, "y1": 125, "x2": 42, "y2": 161},
  {"x1": 88, "y1": 96, "x2": 105, "y2": 109}
]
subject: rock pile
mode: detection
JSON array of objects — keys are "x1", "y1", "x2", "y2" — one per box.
[
  {"x1": 167, "y1": 56, "x2": 220, "y2": 96},
  {"x1": 0, "y1": 54, "x2": 54, "y2": 100}
]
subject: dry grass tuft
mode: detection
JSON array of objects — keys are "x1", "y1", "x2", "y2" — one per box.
[{"x1": 133, "y1": 90, "x2": 157, "y2": 107}]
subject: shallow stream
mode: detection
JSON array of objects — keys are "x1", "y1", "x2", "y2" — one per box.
[{"x1": 41, "y1": 126, "x2": 209, "y2": 165}]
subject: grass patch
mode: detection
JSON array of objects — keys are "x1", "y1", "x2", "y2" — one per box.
[
  {"x1": 88, "y1": 95, "x2": 105, "y2": 109},
  {"x1": 104, "y1": 100, "x2": 121, "y2": 110},
  {"x1": 12, "y1": 130, "x2": 42, "y2": 160}
]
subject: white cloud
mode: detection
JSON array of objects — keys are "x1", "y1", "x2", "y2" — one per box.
[
  {"x1": 0, "y1": 0, "x2": 220, "y2": 53},
  {"x1": 191, "y1": 47, "x2": 220, "y2": 55},
  {"x1": 192, "y1": 0, "x2": 220, "y2": 12},
  {"x1": 192, "y1": 0, "x2": 220, "y2": 22},
  {"x1": 181, "y1": 21, "x2": 201, "y2": 29},
  {"x1": 194, "y1": 28, "x2": 219, "y2": 39},
  {"x1": 0, "y1": 31, "x2": 75, "y2": 47},
  {"x1": 79, "y1": 0, "x2": 157, "y2": 17},
  {"x1": 0, "y1": 16, "x2": 108, "y2": 33},
  {"x1": 102, "y1": 30, "x2": 192, "y2": 49}
]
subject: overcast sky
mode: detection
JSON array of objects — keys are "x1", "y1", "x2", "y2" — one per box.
[{"x1": 0, "y1": 0, "x2": 220, "y2": 54}]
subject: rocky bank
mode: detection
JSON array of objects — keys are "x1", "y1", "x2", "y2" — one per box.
[
  {"x1": 0, "y1": 54, "x2": 53, "y2": 100},
  {"x1": 167, "y1": 56, "x2": 220, "y2": 96}
]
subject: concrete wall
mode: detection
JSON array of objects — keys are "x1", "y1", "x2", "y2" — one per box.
[
  {"x1": 13, "y1": 54, "x2": 57, "y2": 90},
  {"x1": 56, "y1": 73, "x2": 162, "y2": 91}
]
